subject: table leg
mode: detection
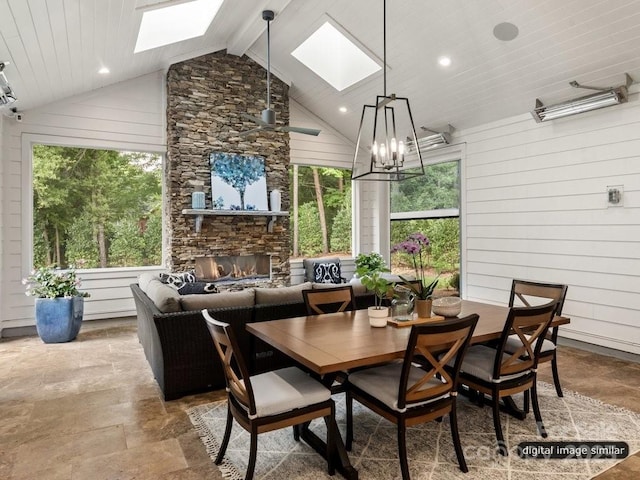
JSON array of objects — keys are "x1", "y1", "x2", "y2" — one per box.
[{"x1": 299, "y1": 419, "x2": 358, "y2": 480}]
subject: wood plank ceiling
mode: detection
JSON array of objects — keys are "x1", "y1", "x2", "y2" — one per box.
[{"x1": 2, "y1": 0, "x2": 640, "y2": 140}]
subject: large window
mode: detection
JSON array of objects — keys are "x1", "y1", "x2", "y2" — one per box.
[
  {"x1": 289, "y1": 165, "x2": 352, "y2": 259},
  {"x1": 390, "y1": 160, "x2": 460, "y2": 289},
  {"x1": 32, "y1": 145, "x2": 162, "y2": 269}
]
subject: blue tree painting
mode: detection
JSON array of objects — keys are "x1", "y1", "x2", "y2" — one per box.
[{"x1": 209, "y1": 153, "x2": 268, "y2": 210}]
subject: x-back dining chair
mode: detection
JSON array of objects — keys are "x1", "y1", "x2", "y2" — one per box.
[
  {"x1": 345, "y1": 314, "x2": 479, "y2": 479},
  {"x1": 455, "y1": 302, "x2": 557, "y2": 455},
  {"x1": 202, "y1": 309, "x2": 336, "y2": 480},
  {"x1": 302, "y1": 285, "x2": 356, "y2": 315},
  {"x1": 507, "y1": 279, "x2": 568, "y2": 406},
  {"x1": 302, "y1": 285, "x2": 357, "y2": 394}
]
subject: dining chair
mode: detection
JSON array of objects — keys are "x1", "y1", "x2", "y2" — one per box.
[
  {"x1": 455, "y1": 302, "x2": 557, "y2": 455},
  {"x1": 507, "y1": 279, "x2": 568, "y2": 407},
  {"x1": 302, "y1": 285, "x2": 356, "y2": 315},
  {"x1": 302, "y1": 285, "x2": 357, "y2": 394},
  {"x1": 345, "y1": 314, "x2": 479, "y2": 479},
  {"x1": 201, "y1": 309, "x2": 336, "y2": 480}
]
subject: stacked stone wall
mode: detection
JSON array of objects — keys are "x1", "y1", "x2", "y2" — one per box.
[{"x1": 166, "y1": 51, "x2": 290, "y2": 285}]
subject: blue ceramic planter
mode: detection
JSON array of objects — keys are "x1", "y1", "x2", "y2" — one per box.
[{"x1": 35, "y1": 297, "x2": 84, "y2": 343}]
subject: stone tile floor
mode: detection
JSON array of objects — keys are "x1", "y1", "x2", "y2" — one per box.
[{"x1": 0, "y1": 318, "x2": 638, "y2": 479}]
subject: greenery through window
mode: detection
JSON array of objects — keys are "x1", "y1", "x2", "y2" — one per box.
[
  {"x1": 390, "y1": 161, "x2": 460, "y2": 289},
  {"x1": 289, "y1": 165, "x2": 352, "y2": 259},
  {"x1": 32, "y1": 145, "x2": 162, "y2": 269}
]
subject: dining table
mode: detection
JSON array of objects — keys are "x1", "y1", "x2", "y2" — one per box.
[{"x1": 246, "y1": 299, "x2": 570, "y2": 480}]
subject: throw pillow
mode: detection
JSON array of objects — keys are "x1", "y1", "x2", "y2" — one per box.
[
  {"x1": 303, "y1": 257, "x2": 340, "y2": 283},
  {"x1": 159, "y1": 270, "x2": 197, "y2": 290},
  {"x1": 177, "y1": 282, "x2": 219, "y2": 295},
  {"x1": 313, "y1": 261, "x2": 342, "y2": 284}
]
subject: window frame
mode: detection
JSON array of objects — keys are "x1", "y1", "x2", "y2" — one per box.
[{"x1": 22, "y1": 133, "x2": 166, "y2": 274}]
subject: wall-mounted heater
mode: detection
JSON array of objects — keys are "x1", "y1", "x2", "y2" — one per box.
[
  {"x1": 406, "y1": 125, "x2": 453, "y2": 153},
  {"x1": 531, "y1": 73, "x2": 632, "y2": 123}
]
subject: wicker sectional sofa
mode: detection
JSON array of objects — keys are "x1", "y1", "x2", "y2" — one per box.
[{"x1": 130, "y1": 274, "x2": 374, "y2": 400}]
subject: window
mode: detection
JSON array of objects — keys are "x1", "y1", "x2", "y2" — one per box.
[
  {"x1": 390, "y1": 160, "x2": 460, "y2": 289},
  {"x1": 32, "y1": 145, "x2": 162, "y2": 269},
  {"x1": 289, "y1": 165, "x2": 352, "y2": 259}
]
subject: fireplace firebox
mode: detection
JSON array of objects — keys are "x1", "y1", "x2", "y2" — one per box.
[{"x1": 195, "y1": 255, "x2": 271, "y2": 283}]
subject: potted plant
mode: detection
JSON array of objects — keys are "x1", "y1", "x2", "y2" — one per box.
[
  {"x1": 356, "y1": 255, "x2": 391, "y2": 327},
  {"x1": 23, "y1": 266, "x2": 90, "y2": 343},
  {"x1": 391, "y1": 233, "x2": 440, "y2": 318}
]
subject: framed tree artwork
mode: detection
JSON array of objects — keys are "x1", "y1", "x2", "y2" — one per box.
[{"x1": 209, "y1": 152, "x2": 268, "y2": 211}]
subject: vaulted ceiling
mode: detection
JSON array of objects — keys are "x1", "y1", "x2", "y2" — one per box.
[{"x1": 2, "y1": 0, "x2": 640, "y2": 141}]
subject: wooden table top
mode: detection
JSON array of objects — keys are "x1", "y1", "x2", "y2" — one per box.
[{"x1": 246, "y1": 300, "x2": 570, "y2": 375}]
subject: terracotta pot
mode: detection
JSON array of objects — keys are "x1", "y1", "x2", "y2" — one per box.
[{"x1": 415, "y1": 299, "x2": 432, "y2": 319}]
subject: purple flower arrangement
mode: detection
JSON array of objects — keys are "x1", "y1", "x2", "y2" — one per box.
[{"x1": 391, "y1": 233, "x2": 440, "y2": 299}]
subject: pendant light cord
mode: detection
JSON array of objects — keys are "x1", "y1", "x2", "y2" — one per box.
[
  {"x1": 383, "y1": 0, "x2": 387, "y2": 97},
  {"x1": 267, "y1": 16, "x2": 271, "y2": 110}
]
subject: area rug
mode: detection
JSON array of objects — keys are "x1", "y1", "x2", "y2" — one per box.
[{"x1": 188, "y1": 383, "x2": 640, "y2": 480}]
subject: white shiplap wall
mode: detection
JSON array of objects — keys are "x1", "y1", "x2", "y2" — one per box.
[
  {"x1": 0, "y1": 71, "x2": 166, "y2": 332},
  {"x1": 0, "y1": 113, "x2": 4, "y2": 335},
  {"x1": 460, "y1": 93, "x2": 640, "y2": 354}
]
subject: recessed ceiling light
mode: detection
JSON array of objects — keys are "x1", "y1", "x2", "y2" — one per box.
[
  {"x1": 339, "y1": 106, "x2": 348, "y2": 113},
  {"x1": 438, "y1": 56, "x2": 452, "y2": 67},
  {"x1": 493, "y1": 22, "x2": 519, "y2": 41},
  {"x1": 292, "y1": 21, "x2": 381, "y2": 92},
  {"x1": 98, "y1": 67, "x2": 110, "y2": 75},
  {"x1": 135, "y1": 0, "x2": 223, "y2": 53}
]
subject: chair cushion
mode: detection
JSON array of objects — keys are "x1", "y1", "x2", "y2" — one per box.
[
  {"x1": 347, "y1": 362, "x2": 447, "y2": 412},
  {"x1": 457, "y1": 345, "x2": 530, "y2": 383},
  {"x1": 249, "y1": 367, "x2": 331, "y2": 418},
  {"x1": 504, "y1": 334, "x2": 556, "y2": 355}
]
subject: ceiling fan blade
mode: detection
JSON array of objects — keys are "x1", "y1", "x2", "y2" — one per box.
[
  {"x1": 280, "y1": 125, "x2": 322, "y2": 136},
  {"x1": 237, "y1": 127, "x2": 265, "y2": 137},
  {"x1": 241, "y1": 113, "x2": 270, "y2": 127}
]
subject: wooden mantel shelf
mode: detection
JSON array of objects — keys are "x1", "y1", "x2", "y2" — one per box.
[{"x1": 182, "y1": 209, "x2": 289, "y2": 233}]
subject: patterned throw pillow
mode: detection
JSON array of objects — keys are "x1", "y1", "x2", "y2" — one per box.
[
  {"x1": 159, "y1": 270, "x2": 197, "y2": 290},
  {"x1": 177, "y1": 282, "x2": 219, "y2": 295},
  {"x1": 313, "y1": 262, "x2": 342, "y2": 284}
]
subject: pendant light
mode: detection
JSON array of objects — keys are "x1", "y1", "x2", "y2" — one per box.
[{"x1": 351, "y1": 0, "x2": 424, "y2": 181}]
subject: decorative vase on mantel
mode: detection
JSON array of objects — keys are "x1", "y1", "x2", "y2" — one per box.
[
  {"x1": 35, "y1": 297, "x2": 85, "y2": 343},
  {"x1": 415, "y1": 299, "x2": 432, "y2": 319}
]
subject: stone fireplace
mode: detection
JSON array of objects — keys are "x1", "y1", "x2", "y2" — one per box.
[{"x1": 165, "y1": 51, "x2": 290, "y2": 286}]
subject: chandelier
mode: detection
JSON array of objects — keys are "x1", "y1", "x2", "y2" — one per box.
[{"x1": 351, "y1": 0, "x2": 424, "y2": 181}]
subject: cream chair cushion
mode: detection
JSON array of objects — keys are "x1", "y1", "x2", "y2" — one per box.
[
  {"x1": 348, "y1": 362, "x2": 447, "y2": 412},
  {"x1": 249, "y1": 367, "x2": 331, "y2": 418},
  {"x1": 458, "y1": 345, "x2": 530, "y2": 383}
]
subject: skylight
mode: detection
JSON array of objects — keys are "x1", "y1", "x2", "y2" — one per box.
[
  {"x1": 134, "y1": 0, "x2": 224, "y2": 53},
  {"x1": 291, "y1": 22, "x2": 381, "y2": 92}
]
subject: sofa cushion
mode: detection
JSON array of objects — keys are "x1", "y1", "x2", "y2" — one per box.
[
  {"x1": 180, "y1": 288, "x2": 256, "y2": 311},
  {"x1": 255, "y1": 282, "x2": 313, "y2": 305},
  {"x1": 344, "y1": 279, "x2": 368, "y2": 296},
  {"x1": 138, "y1": 272, "x2": 160, "y2": 293},
  {"x1": 145, "y1": 279, "x2": 182, "y2": 313}
]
